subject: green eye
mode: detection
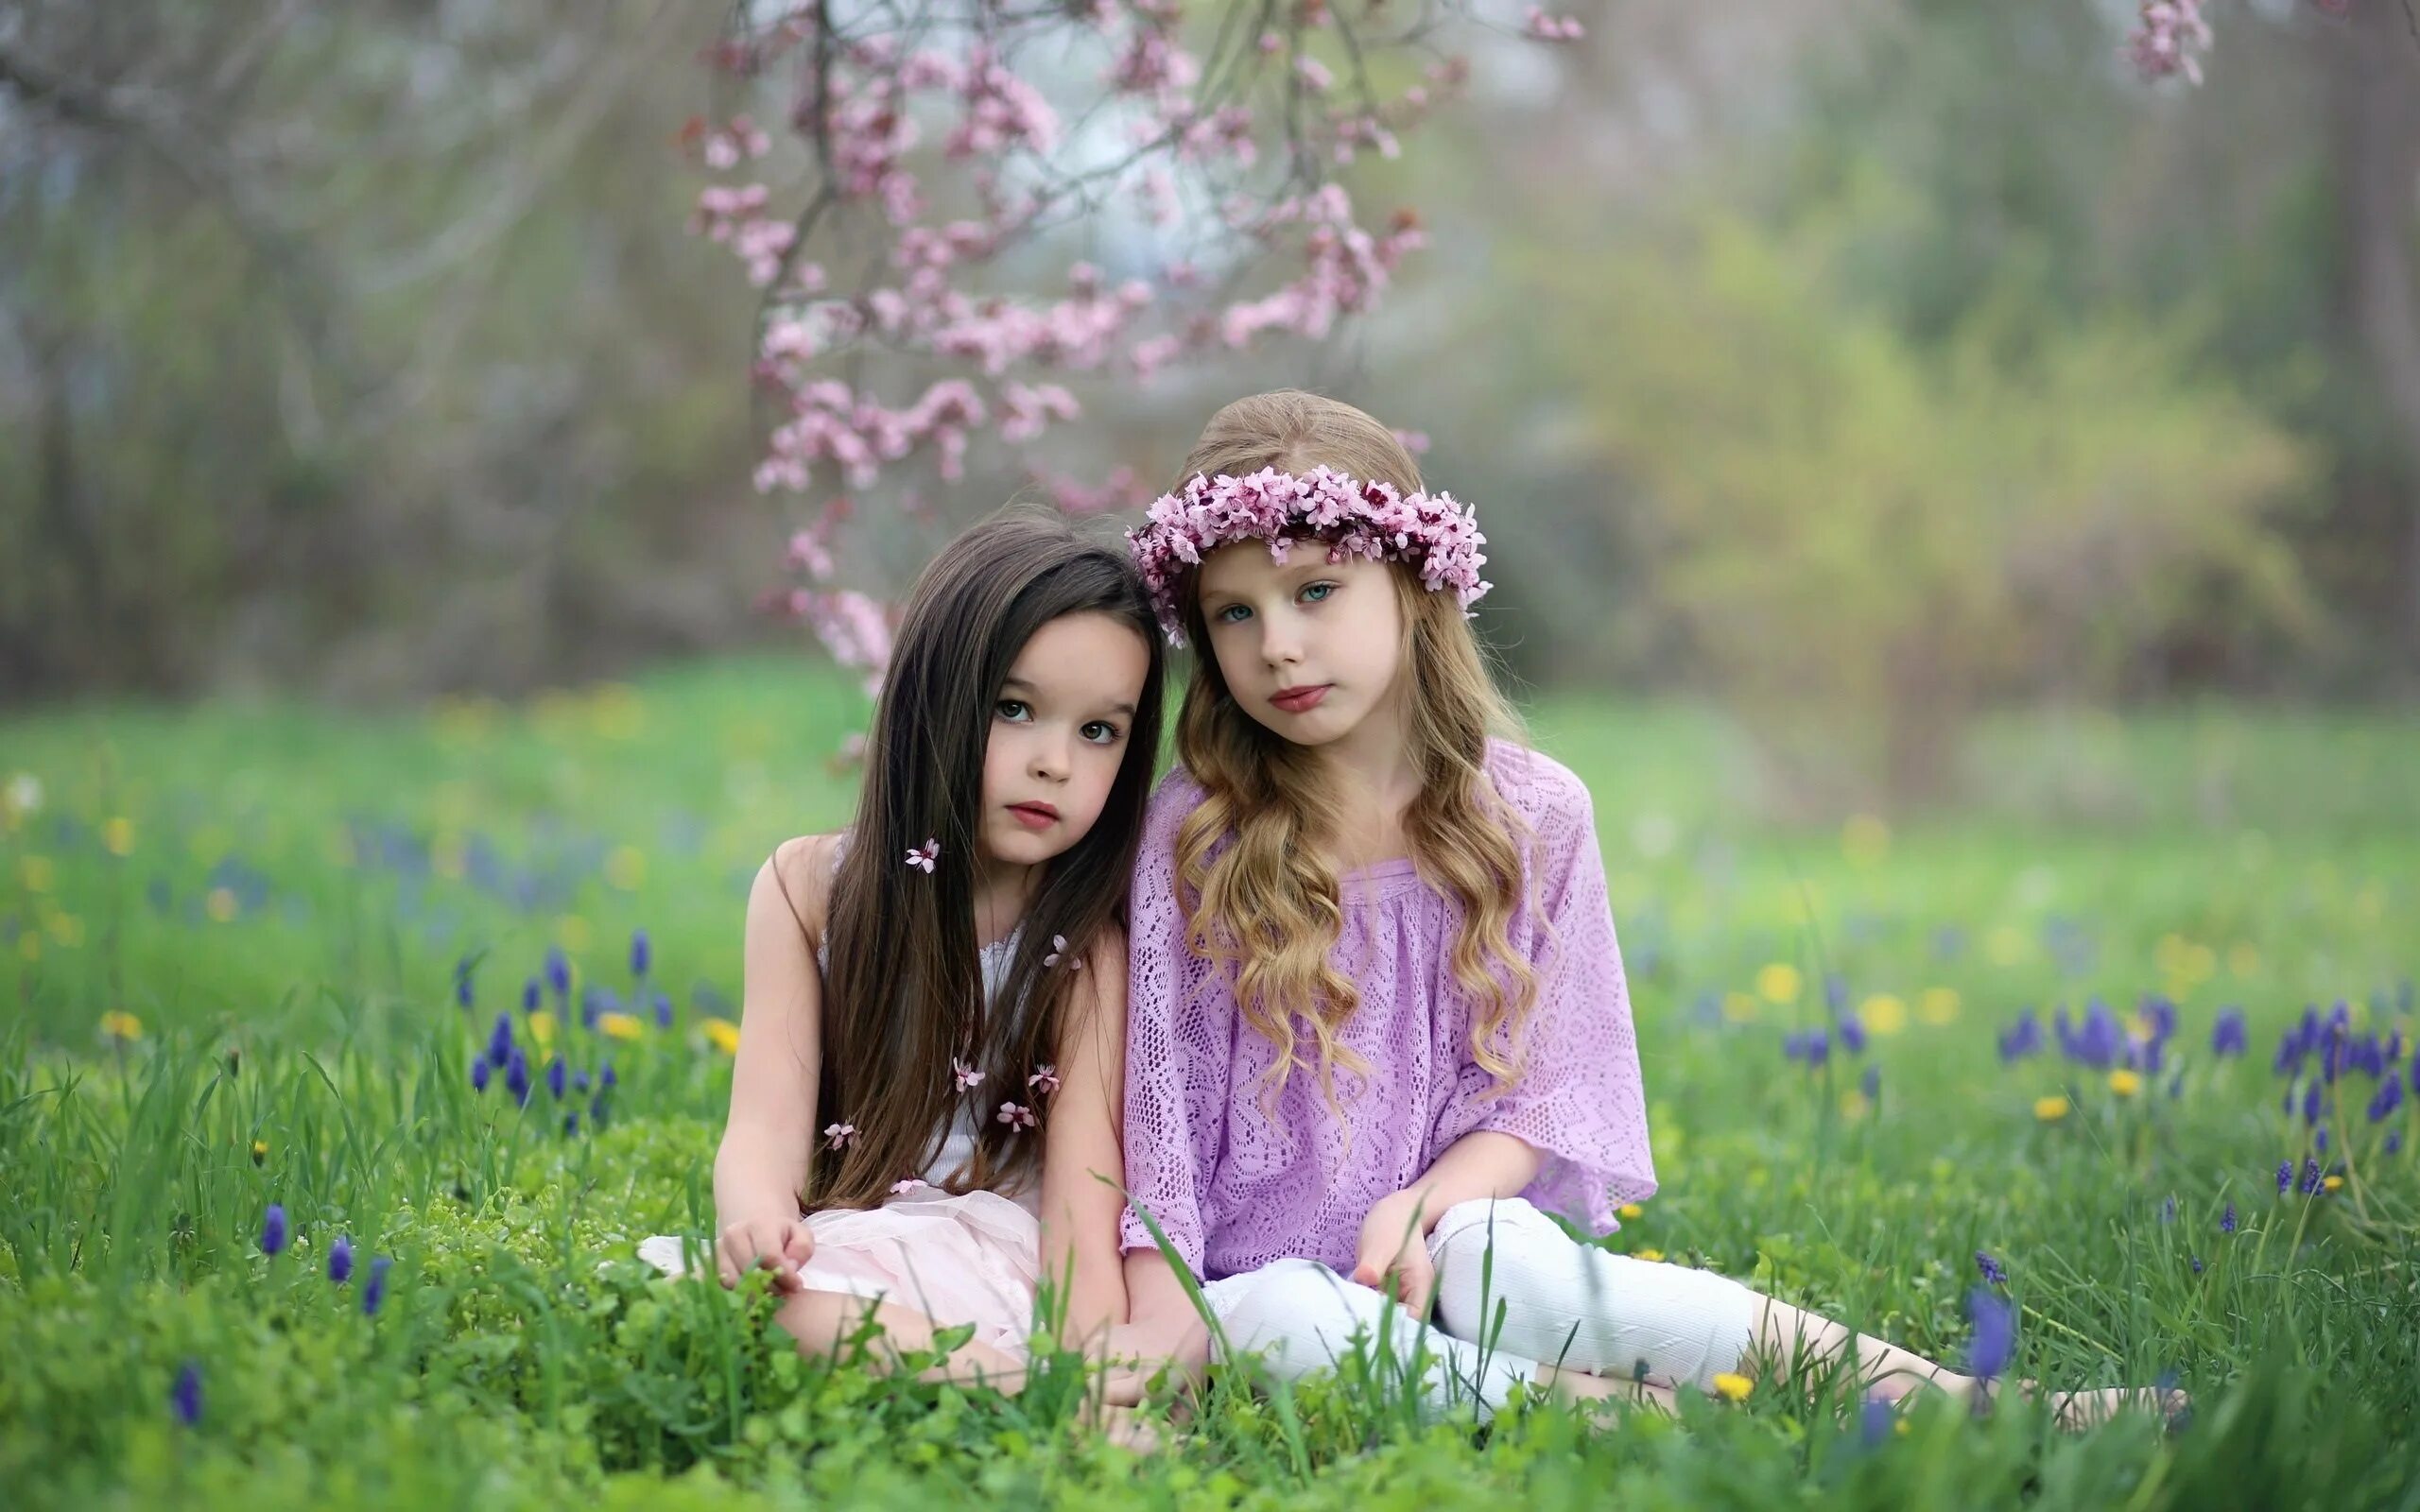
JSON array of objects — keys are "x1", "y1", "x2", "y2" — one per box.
[{"x1": 1302, "y1": 582, "x2": 1336, "y2": 603}]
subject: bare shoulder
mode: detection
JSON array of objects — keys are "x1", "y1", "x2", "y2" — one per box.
[{"x1": 757, "y1": 832, "x2": 843, "y2": 945}]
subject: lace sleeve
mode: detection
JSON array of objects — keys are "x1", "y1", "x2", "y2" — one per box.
[
  {"x1": 1447, "y1": 746, "x2": 1657, "y2": 1232},
  {"x1": 1116, "y1": 769, "x2": 1224, "y2": 1276}
]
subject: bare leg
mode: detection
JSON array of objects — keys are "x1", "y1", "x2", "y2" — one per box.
[
  {"x1": 1750, "y1": 1298, "x2": 2183, "y2": 1429},
  {"x1": 773, "y1": 1290, "x2": 1166, "y2": 1448},
  {"x1": 1537, "y1": 1364, "x2": 1680, "y2": 1416},
  {"x1": 775, "y1": 1289, "x2": 1030, "y2": 1388}
]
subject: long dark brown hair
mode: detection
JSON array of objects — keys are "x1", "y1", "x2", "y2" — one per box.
[{"x1": 795, "y1": 505, "x2": 1165, "y2": 1211}]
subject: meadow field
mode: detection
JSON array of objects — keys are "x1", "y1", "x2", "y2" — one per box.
[{"x1": 3, "y1": 656, "x2": 2414, "y2": 1509}]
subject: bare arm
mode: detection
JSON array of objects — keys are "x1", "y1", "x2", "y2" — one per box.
[
  {"x1": 1352, "y1": 1130, "x2": 1542, "y2": 1303},
  {"x1": 709, "y1": 836, "x2": 829, "y2": 1288},
  {"x1": 1035, "y1": 927, "x2": 1132, "y2": 1348}
]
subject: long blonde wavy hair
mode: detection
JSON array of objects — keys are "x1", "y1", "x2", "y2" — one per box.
[{"x1": 1167, "y1": 389, "x2": 1544, "y2": 1104}]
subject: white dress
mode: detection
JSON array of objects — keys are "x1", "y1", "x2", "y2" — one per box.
[{"x1": 637, "y1": 925, "x2": 1048, "y2": 1361}]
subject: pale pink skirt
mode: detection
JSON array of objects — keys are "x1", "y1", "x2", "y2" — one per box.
[{"x1": 638, "y1": 1187, "x2": 1042, "y2": 1362}]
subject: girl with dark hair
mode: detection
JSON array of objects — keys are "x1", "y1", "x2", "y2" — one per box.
[{"x1": 641, "y1": 505, "x2": 1166, "y2": 1391}]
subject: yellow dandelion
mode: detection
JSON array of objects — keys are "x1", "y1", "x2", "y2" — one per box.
[
  {"x1": 1721, "y1": 991, "x2": 1761, "y2": 1024},
  {"x1": 2323, "y1": 1175, "x2": 2343, "y2": 1193},
  {"x1": 2108, "y1": 1069, "x2": 2143, "y2": 1096},
  {"x1": 1858, "y1": 994, "x2": 1908, "y2": 1036},
  {"x1": 1918, "y1": 987, "x2": 1961, "y2": 1025},
  {"x1": 596, "y1": 1012, "x2": 644, "y2": 1041},
  {"x1": 1711, "y1": 1372, "x2": 1754, "y2": 1402},
  {"x1": 101, "y1": 816, "x2": 135, "y2": 856},
  {"x1": 527, "y1": 1010, "x2": 558, "y2": 1046},
  {"x1": 605, "y1": 846, "x2": 648, "y2": 891},
  {"x1": 205, "y1": 887, "x2": 239, "y2": 923},
  {"x1": 251, "y1": 1139, "x2": 268, "y2": 1165},
  {"x1": 99, "y1": 1009, "x2": 144, "y2": 1041},
  {"x1": 702, "y1": 1016, "x2": 742, "y2": 1056},
  {"x1": 21, "y1": 855, "x2": 55, "y2": 893},
  {"x1": 1617, "y1": 1203, "x2": 1645, "y2": 1222},
  {"x1": 1840, "y1": 813, "x2": 1891, "y2": 867},
  {"x1": 1634, "y1": 1248, "x2": 1665, "y2": 1263},
  {"x1": 2034, "y1": 1094, "x2": 2072, "y2": 1122},
  {"x1": 1756, "y1": 963, "x2": 1803, "y2": 1005},
  {"x1": 44, "y1": 911, "x2": 83, "y2": 947}
]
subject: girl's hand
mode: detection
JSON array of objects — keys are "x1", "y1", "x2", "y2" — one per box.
[
  {"x1": 1095, "y1": 1313, "x2": 1211, "y2": 1404},
  {"x1": 716, "y1": 1214, "x2": 814, "y2": 1292},
  {"x1": 1351, "y1": 1190, "x2": 1437, "y2": 1313}
]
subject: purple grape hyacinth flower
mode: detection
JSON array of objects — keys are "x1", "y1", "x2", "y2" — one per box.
[
  {"x1": 328, "y1": 1233, "x2": 354, "y2": 1283},
  {"x1": 2220, "y1": 1202, "x2": 2237, "y2": 1234},
  {"x1": 2211, "y1": 1008, "x2": 2248, "y2": 1058},
  {"x1": 1860, "y1": 1395, "x2": 1895, "y2": 1449},
  {"x1": 171, "y1": 1361, "x2": 201, "y2": 1426},
  {"x1": 260, "y1": 1203, "x2": 288, "y2": 1257},
  {"x1": 471, "y1": 1057, "x2": 491, "y2": 1093},
  {"x1": 1976, "y1": 1250, "x2": 2008, "y2": 1287},
  {"x1": 2276, "y1": 1160, "x2": 2293, "y2": 1195},
  {"x1": 630, "y1": 928, "x2": 650, "y2": 979},
  {"x1": 505, "y1": 1048, "x2": 531, "y2": 1107},
  {"x1": 363, "y1": 1255, "x2": 393, "y2": 1315},
  {"x1": 545, "y1": 945, "x2": 570, "y2": 1003},
  {"x1": 545, "y1": 1057, "x2": 566, "y2": 1101},
  {"x1": 486, "y1": 1012, "x2": 514, "y2": 1070},
  {"x1": 1966, "y1": 1289, "x2": 2015, "y2": 1380}
]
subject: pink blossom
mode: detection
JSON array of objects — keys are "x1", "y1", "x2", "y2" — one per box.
[
  {"x1": 1524, "y1": 9, "x2": 1586, "y2": 43},
  {"x1": 995, "y1": 1101, "x2": 1037, "y2": 1130},
  {"x1": 890, "y1": 1177, "x2": 927, "y2": 1195},
  {"x1": 2124, "y1": 0, "x2": 2214, "y2": 84},
  {"x1": 1028, "y1": 1065, "x2": 1062, "y2": 1096},
  {"x1": 953, "y1": 1057, "x2": 984, "y2": 1091},
  {"x1": 823, "y1": 1122, "x2": 856, "y2": 1150},
  {"x1": 904, "y1": 837, "x2": 939, "y2": 873}
]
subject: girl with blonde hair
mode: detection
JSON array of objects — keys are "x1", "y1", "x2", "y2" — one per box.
[{"x1": 1114, "y1": 390, "x2": 2162, "y2": 1425}]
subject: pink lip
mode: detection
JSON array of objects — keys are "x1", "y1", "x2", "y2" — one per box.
[
  {"x1": 1007, "y1": 802, "x2": 1059, "y2": 830},
  {"x1": 1270, "y1": 684, "x2": 1330, "y2": 713}
]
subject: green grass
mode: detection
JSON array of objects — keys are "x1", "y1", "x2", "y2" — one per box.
[{"x1": 3, "y1": 655, "x2": 2415, "y2": 1509}]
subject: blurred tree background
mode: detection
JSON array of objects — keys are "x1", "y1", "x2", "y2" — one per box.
[{"x1": 3, "y1": 0, "x2": 2413, "y2": 804}]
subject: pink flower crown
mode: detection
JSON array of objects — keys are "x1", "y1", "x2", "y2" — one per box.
[{"x1": 1125, "y1": 465, "x2": 1492, "y2": 645}]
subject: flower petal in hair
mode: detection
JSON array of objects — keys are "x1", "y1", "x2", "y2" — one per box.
[
  {"x1": 953, "y1": 1057, "x2": 984, "y2": 1091},
  {"x1": 995, "y1": 1100, "x2": 1037, "y2": 1130},
  {"x1": 1028, "y1": 1064, "x2": 1061, "y2": 1096},
  {"x1": 822, "y1": 1121, "x2": 856, "y2": 1150},
  {"x1": 904, "y1": 838, "x2": 940, "y2": 872},
  {"x1": 890, "y1": 1177, "x2": 927, "y2": 1195}
]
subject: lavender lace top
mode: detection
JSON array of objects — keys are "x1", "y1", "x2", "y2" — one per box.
[{"x1": 1118, "y1": 739, "x2": 1656, "y2": 1280}]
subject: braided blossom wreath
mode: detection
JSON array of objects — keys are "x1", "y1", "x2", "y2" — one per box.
[{"x1": 1125, "y1": 466, "x2": 1491, "y2": 645}]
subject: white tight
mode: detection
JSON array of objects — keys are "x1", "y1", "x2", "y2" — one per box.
[{"x1": 1198, "y1": 1198, "x2": 1761, "y2": 1418}]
